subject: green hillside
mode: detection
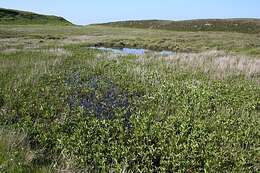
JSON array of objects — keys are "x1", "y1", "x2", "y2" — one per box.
[
  {"x1": 97, "y1": 19, "x2": 260, "y2": 33},
  {"x1": 0, "y1": 8, "x2": 72, "y2": 25}
]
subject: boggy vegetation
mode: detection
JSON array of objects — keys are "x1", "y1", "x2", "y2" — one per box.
[{"x1": 0, "y1": 42, "x2": 259, "y2": 172}]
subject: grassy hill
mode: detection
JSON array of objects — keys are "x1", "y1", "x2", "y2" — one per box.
[
  {"x1": 97, "y1": 19, "x2": 260, "y2": 33},
  {"x1": 0, "y1": 8, "x2": 72, "y2": 25}
]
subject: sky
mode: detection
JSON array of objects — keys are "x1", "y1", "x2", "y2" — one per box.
[{"x1": 0, "y1": 0, "x2": 260, "y2": 25}]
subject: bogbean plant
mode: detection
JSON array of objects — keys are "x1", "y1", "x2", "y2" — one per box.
[{"x1": 0, "y1": 45, "x2": 259, "y2": 172}]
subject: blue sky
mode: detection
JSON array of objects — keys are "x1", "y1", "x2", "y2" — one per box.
[{"x1": 0, "y1": 0, "x2": 260, "y2": 25}]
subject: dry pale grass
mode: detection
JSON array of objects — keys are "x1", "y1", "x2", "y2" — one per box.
[
  {"x1": 95, "y1": 52, "x2": 121, "y2": 60},
  {"x1": 0, "y1": 51, "x2": 66, "y2": 70},
  {"x1": 0, "y1": 129, "x2": 36, "y2": 165},
  {"x1": 0, "y1": 38, "x2": 42, "y2": 50},
  {"x1": 136, "y1": 50, "x2": 260, "y2": 80},
  {"x1": 1, "y1": 47, "x2": 72, "y2": 57},
  {"x1": 62, "y1": 35, "x2": 104, "y2": 45},
  {"x1": 41, "y1": 48, "x2": 72, "y2": 57},
  {"x1": 1, "y1": 48, "x2": 21, "y2": 53}
]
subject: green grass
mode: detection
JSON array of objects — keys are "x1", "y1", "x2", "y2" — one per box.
[
  {"x1": 0, "y1": 8, "x2": 72, "y2": 26},
  {"x1": 0, "y1": 24, "x2": 259, "y2": 172},
  {"x1": 1, "y1": 24, "x2": 260, "y2": 56},
  {"x1": 97, "y1": 19, "x2": 260, "y2": 34}
]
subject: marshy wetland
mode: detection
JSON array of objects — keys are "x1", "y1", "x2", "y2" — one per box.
[{"x1": 0, "y1": 23, "x2": 260, "y2": 172}]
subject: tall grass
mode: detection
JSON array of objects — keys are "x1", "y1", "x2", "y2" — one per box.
[{"x1": 168, "y1": 50, "x2": 260, "y2": 79}]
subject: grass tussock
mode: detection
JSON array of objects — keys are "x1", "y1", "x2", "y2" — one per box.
[
  {"x1": 0, "y1": 129, "x2": 53, "y2": 173},
  {"x1": 135, "y1": 50, "x2": 260, "y2": 81}
]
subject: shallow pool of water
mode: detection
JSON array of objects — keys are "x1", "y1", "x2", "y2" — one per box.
[{"x1": 89, "y1": 47, "x2": 174, "y2": 56}]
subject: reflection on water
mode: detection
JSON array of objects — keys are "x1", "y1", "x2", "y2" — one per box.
[
  {"x1": 122, "y1": 48, "x2": 146, "y2": 55},
  {"x1": 89, "y1": 47, "x2": 174, "y2": 56}
]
